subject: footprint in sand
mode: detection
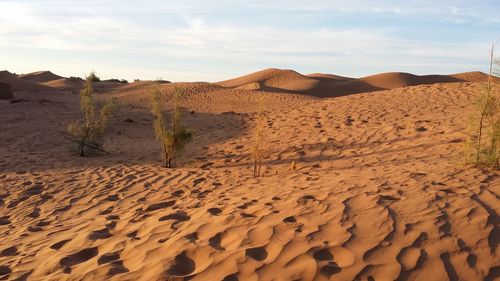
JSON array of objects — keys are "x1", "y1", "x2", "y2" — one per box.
[
  {"x1": 107, "y1": 260, "x2": 129, "y2": 276},
  {"x1": 50, "y1": 239, "x2": 71, "y2": 250},
  {"x1": 145, "y1": 200, "x2": 176, "y2": 212},
  {"x1": 207, "y1": 207, "x2": 222, "y2": 216},
  {"x1": 192, "y1": 177, "x2": 206, "y2": 186},
  {"x1": 297, "y1": 195, "x2": 316, "y2": 204},
  {"x1": 60, "y1": 247, "x2": 98, "y2": 268},
  {"x1": 0, "y1": 216, "x2": 11, "y2": 225},
  {"x1": 209, "y1": 233, "x2": 225, "y2": 250},
  {"x1": 126, "y1": 230, "x2": 138, "y2": 239},
  {"x1": 159, "y1": 211, "x2": 191, "y2": 230},
  {"x1": 0, "y1": 266, "x2": 12, "y2": 278},
  {"x1": 245, "y1": 247, "x2": 268, "y2": 261},
  {"x1": 97, "y1": 251, "x2": 121, "y2": 265},
  {"x1": 100, "y1": 206, "x2": 114, "y2": 215},
  {"x1": 241, "y1": 212, "x2": 256, "y2": 218},
  {"x1": 222, "y1": 273, "x2": 239, "y2": 281},
  {"x1": 24, "y1": 184, "x2": 44, "y2": 196},
  {"x1": 167, "y1": 251, "x2": 195, "y2": 277},
  {"x1": 89, "y1": 228, "x2": 112, "y2": 240},
  {"x1": 172, "y1": 190, "x2": 185, "y2": 197},
  {"x1": 313, "y1": 248, "x2": 334, "y2": 261},
  {"x1": 28, "y1": 226, "x2": 43, "y2": 232},
  {"x1": 107, "y1": 195, "x2": 120, "y2": 201},
  {"x1": 320, "y1": 263, "x2": 342, "y2": 277},
  {"x1": 52, "y1": 205, "x2": 71, "y2": 215},
  {"x1": 184, "y1": 232, "x2": 199, "y2": 243},
  {"x1": 0, "y1": 246, "x2": 18, "y2": 256}
]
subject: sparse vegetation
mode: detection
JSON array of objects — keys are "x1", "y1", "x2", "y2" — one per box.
[
  {"x1": 104, "y1": 78, "x2": 128, "y2": 84},
  {"x1": 465, "y1": 42, "x2": 499, "y2": 168},
  {"x1": 88, "y1": 71, "x2": 100, "y2": 82},
  {"x1": 67, "y1": 72, "x2": 115, "y2": 156},
  {"x1": 253, "y1": 95, "x2": 265, "y2": 176},
  {"x1": 150, "y1": 85, "x2": 192, "y2": 168}
]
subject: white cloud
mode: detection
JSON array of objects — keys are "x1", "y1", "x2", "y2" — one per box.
[{"x1": 0, "y1": 0, "x2": 497, "y2": 81}]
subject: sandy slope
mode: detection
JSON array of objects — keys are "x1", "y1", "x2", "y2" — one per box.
[{"x1": 0, "y1": 77, "x2": 498, "y2": 281}]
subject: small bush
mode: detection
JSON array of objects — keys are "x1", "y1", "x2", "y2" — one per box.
[
  {"x1": 88, "y1": 71, "x2": 100, "y2": 82},
  {"x1": 150, "y1": 85, "x2": 192, "y2": 168},
  {"x1": 67, "y1": 72, "x2": 115, "y2": 156},
  {"x1": 465, "y1": 42, "x2": 499, "y2": 169}
]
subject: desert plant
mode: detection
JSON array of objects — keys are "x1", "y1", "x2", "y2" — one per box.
[
  {"x1": 88, "y1": 71, "x2": 100, "y2": 82},
  {"x1": 465, "y1": 42, "x2": 499, "y2": 168},
  {"x1": 150, "y1": 85, "x2": 192, "y2": 168},
  {"x1": 253, "y1": 95, "x2": 265, "y2": 176},
  {"x1": 67, "y1": 72, "x2": 115, "y2": 156}
]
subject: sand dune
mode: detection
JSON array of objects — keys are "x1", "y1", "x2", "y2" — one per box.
[
  {"x1": 0, "y1": 71, "x2": 53, "y2": 92},
  {"x1": 19, "y1": 71, "x2": 63, "y2": 83},
  {"x1": 217, "y1": 68, "x2": 495, "y2": 97},
  {"x1": 0, "y1": 76, "x2": 498, "y2": 280},
  {"x1": 217, "y1": 68, "x2": 320, "y2": 93},
  {"x1": 41, "y1": 78, "x2": 84, "y2": 92}
]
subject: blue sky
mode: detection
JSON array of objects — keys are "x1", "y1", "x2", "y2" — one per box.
[{"x1": 0, "y1": 0, "x2": 498, "y2": 81}]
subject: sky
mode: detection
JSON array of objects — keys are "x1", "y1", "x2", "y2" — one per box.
[{"x1": 0, "y1": 0, "x2": 499, "y2": 82}]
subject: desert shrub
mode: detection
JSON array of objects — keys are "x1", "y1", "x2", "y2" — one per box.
[
  {"x1": 88, "y1": 71, "x2": 100, "y2": 82},
  {"x1": 465, "y1": 42, "x2": 499, "y2": 169},
  {"x1": 104, "y1": 78, "x2": 128, "y2": 84},
  {"x1": 253, "y1": 95, "x2": 265, "y2": 176},
  {"x1": 67, "y1": 72, "x2": 115, "y2": 156},
  {"x1": 150, "y1": 85, "x2": 192, "y2": 168}
]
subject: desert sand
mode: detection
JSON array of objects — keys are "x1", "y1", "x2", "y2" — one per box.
[{"x1": 0, "y1": 69, "x2": 498, "y2": 281}]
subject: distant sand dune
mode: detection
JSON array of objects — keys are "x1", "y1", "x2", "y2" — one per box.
[
  {"x1": 0, "y1": 71, "x2": 53, "y2": 92},
  {"x1": 19, "y1": 71, "x2": 63, "y2": 83},
  {"x1": 217, "y1": 68, "x2": 495, "y2": 97}
]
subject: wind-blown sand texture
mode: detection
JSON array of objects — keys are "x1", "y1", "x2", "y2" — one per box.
[{"x1": 0, "y1": 69, "x2": 498, "y2": 281}]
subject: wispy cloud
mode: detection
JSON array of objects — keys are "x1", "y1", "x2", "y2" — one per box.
[{"x1": 0, "y1": 1, "x2": 498, "y2": 81}]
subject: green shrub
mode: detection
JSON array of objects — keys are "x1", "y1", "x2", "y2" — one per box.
[
  {"x1": 150, "y1": 85, "x2": 192, "y2": 168},
  {"x1": 67, "y1": 72, "x2": 115, "y2": 156},
  {"x1": 465, "y1": 42, "x2": 499, "y2": 169}
]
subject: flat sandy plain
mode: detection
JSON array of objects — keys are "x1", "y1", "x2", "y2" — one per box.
[{"x1": 0, "y1": 69, "x2": 498, "y2": 280}]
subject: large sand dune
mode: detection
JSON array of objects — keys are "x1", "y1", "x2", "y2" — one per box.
[
  {"x1": 216, "y1": 68, "x2": 494, "y2": 97},
  {"x1": 0, "y1": 71, "x2": 54, "y2": 92},
  {"x1": 19, "y1": 71, "x2": 63, "y2": 83},
  {"x1": 0, "y1": 74, "x2": 498, "y2": 280}
]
